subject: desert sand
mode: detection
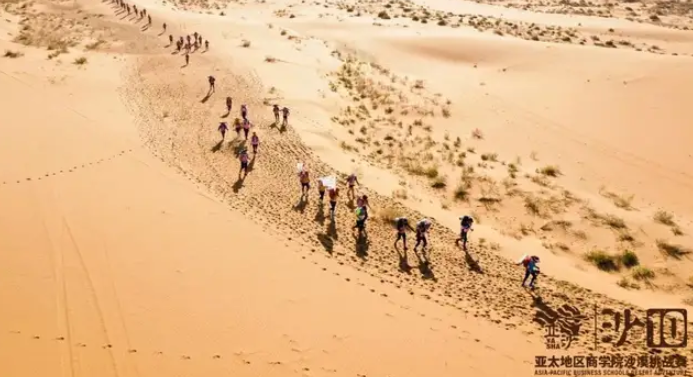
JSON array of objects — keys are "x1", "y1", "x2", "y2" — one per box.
[{"x1": 1, "y1": 0, "x2": 693, "y2": 375}]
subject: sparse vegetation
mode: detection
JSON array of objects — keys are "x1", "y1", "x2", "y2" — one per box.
[
  {"x1": 3, "y1": 50, "x2": 23, "y2": 58},
  {"x1": 537, "y1": 165, "x2": 561, "y2": 177},
  {"x1": 600, "y1": 187, "x2": 634, "y2": 210},
  {"x1": 631, "y1": 266, "x2": 655, "y2": 281},
  {"x1": 656, "y1": 239, "x2": 691, "y2": 259},
  {"x1": 654, "y1": 210, "x2": 676, "y2": 226},
  {"x1": 431, "y1": 176, "x2": 447, "y2": 189},
  {"x1": 241, "y1": 40, "x2": 251, "y2": 48},
  {"x1": 620, "y1": 250, "x2": 639, "y2": 268},
  {"x1": 265, "y1": 56, "x2": 277, "y2": 63},
  {"x1": 585, "y1": 250, "x2": 619, "y2": 271},
  {"x1": 73, "y1": 56, "x2": 88, "y2": 65}
]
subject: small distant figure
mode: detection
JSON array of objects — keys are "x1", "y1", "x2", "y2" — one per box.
[
  {"x1": 317, "y1": 179, "x2": 326, "y2": 202},
  {"x1": 346, "y1": 173, "x2": 359, "y2": 200},
  {"x1": 238, "y1": 149, "x2": 250, "y2": 179},
  {"x1": 394, "y1": 217, "x2": 415, "y2": 250},
  {"x1": 413, "y1": 218, "x2": 432, "y2": 254},
  {"x1": 218, "y1": 122, "x2": 228, "y2": 140},
  {"x1": 186, "y1": 35, "x2": 191, "y2": 44},
  {"x1": 204, "y1": 40, "x2": 209, "y2": 50},
  {"x1": 240, "y1": 104, "x2": 248, "y2": 121},
  {"x1": 455, "y1": 215, "x2": 474, "y2": 251},
  {"x1": 176, "y1": 40, "x2": 182, "y2": 52},
  {"x1": 251, "y1": 132, "x2": 260, "y2": 154},
  {"x1": 169, "y1": 34, "x2": 173, "y2": 44},
  {"x1": 193, "y1": 40, "x2": 199, "y2": 51},
  {"x1": 147, "y1": 15, "x2": 151, "y2": 25},
  {"x1": 133, "y1": 4, "x2": 137, "y2": 14},
  {"x1": 163, "y1": 23, "x2": 167, "y2": 32},
  {"x1": 272, "y1": 104, "x2": 280, "y2": 124},
  {"x1": 281, "y1": 106, "x2": 290, "y2": 127},
  {"x1": 184, "y1": 53, "x2": 189, "y2": 66},
  {"x1": 225, "y1": 97, "x2": 233, "y2": 113},
  {"x1": 208, "y1": 75, "x2": 216, "y2": 93},
  {"x1": 299, "y1": 168, "x2": 310, "y2": 197},
  {"x1": 126, "y1": 5, "x2": 130, "y2": 15},
  {"x1": 197, "y1": 35, "x2": 203, "y2": 45},
  {"x1": 242, "y1": 118, "x2": 251, "y2": 140},
  {"x1": 328, "y1": 187, "x2": 339, "y2": 220},
  {"x1": 233, "y1": 118, "x2": 242, "y2": 137}
]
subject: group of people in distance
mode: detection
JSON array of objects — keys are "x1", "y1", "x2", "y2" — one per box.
[
  {"x1": 141, "y1": 19, "x2": 542, "y2": 289},
  {"x1": 206, "y1": 76, "x2": 291, "y2": 180},
  {"x1": 114, "y1": 0, "x2": 152, "y2": 25}
]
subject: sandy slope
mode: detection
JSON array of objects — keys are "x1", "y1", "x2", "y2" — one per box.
[
  {"x1": 0, "y1": 37, "x2": 540, "y2": 377},
  {"x1": 2, "y1": 0, "x2": 693, "y2": 375}
]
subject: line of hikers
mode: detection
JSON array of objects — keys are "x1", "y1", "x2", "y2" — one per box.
[{"x1": 113, "y1": 0, "x2": 152, "y2": 25}]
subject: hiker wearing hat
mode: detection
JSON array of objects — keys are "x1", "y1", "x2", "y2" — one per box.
[{"x1": 516, "y1": 254, "x2": 540, "y2": 290}]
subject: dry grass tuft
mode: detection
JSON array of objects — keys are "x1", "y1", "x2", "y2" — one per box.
[
  {"x1": 3, "y1": 49, "x2": 23, "y2": 58},
  {"x1": 656, "y1": 239, "x2": 691, "y2": 259},
  {"x1": 73, "y1": 56, "x2": 87, "y2": 65},
  {"x1": 600, "y1": 187, "x2": 635, "y2": 210},
  {"x1": 654, "y1": 210, "x2": 676, "y2": 226},
  {"x1": 585, "y1": 250, "x2": 619, "y2": 271},
  {"x1": 620, "y1": 250, "x2": 639, "y2": 268},
  {"x1": 241, "y1": 40, "x2": 251, "y2": 48},
  {"x1": 264, "y1": 56, "x2": 277, "y2": 63},
  {"x1": 631, "y1": 266, "x2": 655, "y2": 281},
  {"x1": 537, "y1": 165, "x2": 561, "y2": 177}
]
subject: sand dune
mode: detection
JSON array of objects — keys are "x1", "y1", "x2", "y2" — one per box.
[{"x1": 2, "y1": 0, "x2": 693, "y2": 375}]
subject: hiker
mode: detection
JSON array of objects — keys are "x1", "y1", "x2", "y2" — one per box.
[
  {"x1": 328, "y1": 187, "x2": 339, "y2": 219},
  {"x1": 147, "y1": 14, "x2": 151, "y2": 25},
  {"x1": 186, "y1": 35, "x2": 191, "y2": 45},
  {"x1": 240, "y1": 104, "x2": 248, "y2": 121},
  {"x1": 273, "y1": 104, "x2": 280, "y2": 124},
  {"x1": 281, "y1": 106, "x2": 290, "y2": 126},
  {"x1": 133, "y1": 4, "x2": 137, "y2": 14},
  {"x1": 193, "y1": 40, "x2": 199, "y2": 51},
  {"x1": 251, "y1": 132, "x2": 260, "y2": 154},
  {"x1": 176, "y1": 40, "x2": 182, "y2": 52},
  {"x1": 299, "y1": 168, "x2": 310, "y2": 197},
  {"x1": 185, "y1": 53, "x2": 189, "y2": 66},
  {"x1": 163, "y1": 22, "x2": 167, "y2": 32},
  {"x1": 394, "y1": 217, "x2": 416, "y2": 250},
  {"x1": 126, "y1": 5, "x2": 130, "y2": 15},
  {"x1": 169, "y1": 34, "x2": 173, "y2": 44},
  {"x1": 208, "y1": 75, "x2": 216, "y2": 93},
  {"x1": 233, "y1": 118, "x2": 242, "y2": 137},
  {"x1": 413, "y1": 218, "x2": 432, "y2": 253},
  {"x1": 218, "y1": 122, "x2": 228, "y2": 140},
  {"x1": 516, "y1": 255, "x2": 540, "y2": 290},
  {"x1": 354, "y1": 206, "x2": 367, "y2": 235},
  {"x1": 193, "y1": 31, "x2": 198, "y2": 40},
  {"x1": 205, "y1": 40, "x2": 209, "y2": 50},
  {"x1": 356, "y1": 194, "x2": 370, "y2": 223},
  {"x1": 242, "y1": 118, "x2": 252, "y2": 140},
  {"x1": 226, "y1": 97, "x2": 233, "y2": 113},
  {"x1": 198, "y1": 35, "x2": 203, "y2": 45},
  {"x1": 238, "y1": 148, "x2": 250, "y2": 178},
  {"x1": 346, "y1": 173, "x2": 359, "y2": 200},
  {"x1": 455, "y1": 215, "x2": 474, "y2": 251},
  {"x1": 317, "y1": 179, "x2": 326, "y2": 202}
]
